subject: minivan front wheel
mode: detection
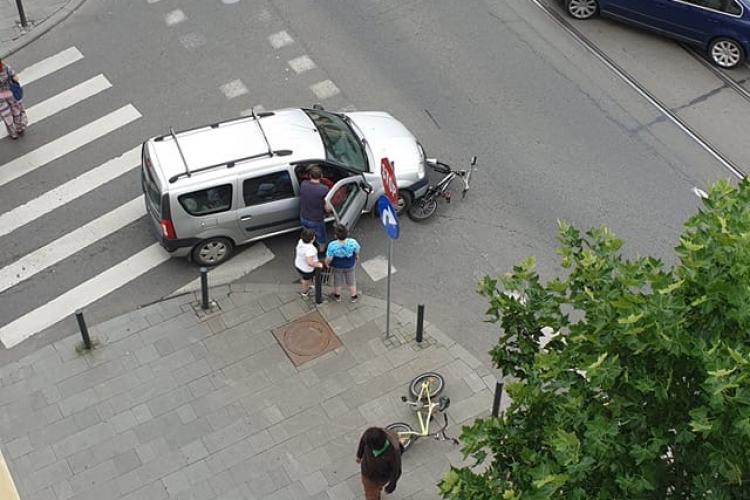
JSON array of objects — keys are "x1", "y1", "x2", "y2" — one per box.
[
  {"x1": 565, "y1": 0, "x2": 599, "y2": 19},
  {"x1": 192, "y1": 237, "x2": 233, "y2": 266},
  {"x1": 396, "y1": 190, "x2": 413, "y2": 215},
  {"x1": 709, "y1": 38, "x2": 744, "y2": 69}
]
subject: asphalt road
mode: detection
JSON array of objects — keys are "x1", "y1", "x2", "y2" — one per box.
[{"x1": 0, "y1": 0, "x2": 738, "y2": 366}]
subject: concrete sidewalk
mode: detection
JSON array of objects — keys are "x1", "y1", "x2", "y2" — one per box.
[
  {"x1": 1, "y1": 0, "x2": 85, "y2": 58},
  {"x1": 0, "y1": 284, "x2": 501, "y2": 499}
]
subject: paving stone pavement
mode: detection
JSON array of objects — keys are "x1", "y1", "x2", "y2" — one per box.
[
  {"x1": 0, "y1": 284, "x2": 507, "y2": 499},
  {"x1": 0, "y1": 0, "x2": 85, "y2": 57}
]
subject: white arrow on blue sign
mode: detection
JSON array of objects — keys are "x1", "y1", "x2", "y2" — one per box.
[{"x1": 376, "y1": 195, "x2": 399, "y2": 240}]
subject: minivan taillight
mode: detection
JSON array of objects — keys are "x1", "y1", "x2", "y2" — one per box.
[{"x1": 160, "y1": 219, "x2": 176, "y2": 240}]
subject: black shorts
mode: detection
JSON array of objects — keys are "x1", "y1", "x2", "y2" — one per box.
[{"x1": 296, "y1": 267, "x2": 315, "y2": 280}]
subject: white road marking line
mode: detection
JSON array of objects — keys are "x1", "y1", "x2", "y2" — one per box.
[
  {"x1": 0, "y1": 147, "x2": 140, "y2": 239},
  {"x1": 288, "y1": 55, "x2": 316, "y2": 74},
  {"x1": 0, "y1": 243, "x2": 171, "y2": 349},
  {"x1": 0, "y1": 198, "x2": 145, "y2": 294},
  {"x1": 0, "y1": 104, "x2": 141, "y2": 188},
  {"x1": 17, "y1": 47, "x2": 83, "y2": 85},
  {"x1": 0, "y1": 449, "x2": 20, "y2": 500},
  {"x1": 0, "y1": 74, "x2": 111, "y2": 139},
  {"x1": 169, "y1": 243, "x2": 275, "y2": 297},
  {"x1": 361, "y1": 255, "x2": 396, "y2": 282},
  {"x1": 165, "y1": 9, "x2": 187, "y2": 26},
  {"x1": 220, "y1": 79, "x2": 248, "y2": 99},
  {"x1": 268, "y1": 30, "x2": 294, "y2": 49},
  {"x1": 310, "y1": 80, "x2": 340, "y2": 100},
  {"x1": 256, "y1": 9, "x2": 273, "y2": 23},
  {"x1": 692, "y1": 187, "x2": 709, "y2": 199},
  {"x1": 179, "y1": 32, "x2": 207, "y2": 49}
]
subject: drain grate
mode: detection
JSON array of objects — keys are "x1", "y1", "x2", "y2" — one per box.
[{"x1": 272, "y1": 310, "x2": 342, "y2": 366}]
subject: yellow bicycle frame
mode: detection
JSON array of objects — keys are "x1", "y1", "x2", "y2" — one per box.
[{"x1": 399, "y1": 380, "x2": 440, "y2": 440}]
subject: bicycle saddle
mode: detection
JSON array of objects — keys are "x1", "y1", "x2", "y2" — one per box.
[{"x1": 438, "y1": 396, "x2": 451, "y2": 412}]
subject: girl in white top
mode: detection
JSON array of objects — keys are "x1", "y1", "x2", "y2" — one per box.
[{"x1": 295, "y1": 229, "x2": 323, "y2": 297}]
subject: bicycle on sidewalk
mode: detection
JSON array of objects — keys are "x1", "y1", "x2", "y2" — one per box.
[
  {"x1": 407, "y1": 156, "x2": 478, "y2": 222},
  {"x1": 386, "y1": 371, "x2": 459, "y2": 452}
]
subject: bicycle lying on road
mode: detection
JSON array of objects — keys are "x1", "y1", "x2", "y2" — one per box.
[
  {"x1": 407, "y1": 156, "x2": 478, "y2": 222},
  {"x1": 386, "y1": 371, "x2": 458, "y2": 452}
]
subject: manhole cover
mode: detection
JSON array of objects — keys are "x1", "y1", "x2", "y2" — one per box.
[{"x1": 273, "y1": 311, "x2": 341, "y2": 366}]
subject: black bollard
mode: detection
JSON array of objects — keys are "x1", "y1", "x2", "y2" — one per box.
[
  {"x1": 15, "y1": 0, "x2": 28, "y2": 28},
  {"x1": 416, "y1": 304, "x2": 425, "y2": 343},
  {"x1": 491, "y1": 381, "x2": 504, "y2": 417},
  {"x1": 75, "y1": 309, "x2": 92, "y2": 350},
  {"x1": 314, "y1": 267, "x2": 323, "y2": 304},
  {"x1": 200, "y1": 267, "x2": 209, "y2": 310}
]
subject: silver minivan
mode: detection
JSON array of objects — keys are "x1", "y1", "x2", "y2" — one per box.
[{"x1": 141, "y1": 107, "x2": 428, "y2": 266}]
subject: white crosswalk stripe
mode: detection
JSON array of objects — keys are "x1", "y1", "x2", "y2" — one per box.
[
  {"x1": 0, "y1": 244, "x2": 171, "y2": 349},
  {"x1": 16, "y1": 47, "x2": 83, "y2": 85},
  {"x1": 0, "y1": 104, "x2": 141, "y2": 187},
  {"x1": 0, "y1": 75, "x2": 112, "y2": 139},
  {"x1": 0, "y1": 47, "x2": 278, "y2": 348},
  {"x1": 0, "y1": 198, "x2": 145, "y2": 294},
  {"x1": 0, "y1": 147, "x2": 140, "y2": 238}
]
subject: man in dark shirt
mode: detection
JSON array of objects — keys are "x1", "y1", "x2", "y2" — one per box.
[{"x1": 299, "y1": 165, "x2": 330, "y2": 248}]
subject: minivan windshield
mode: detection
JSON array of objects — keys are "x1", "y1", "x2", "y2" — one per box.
[{"x1": 304, "y1": 109, "x2": 368, "y2": 173}]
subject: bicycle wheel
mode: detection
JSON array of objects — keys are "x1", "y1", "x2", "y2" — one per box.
[
  {"x1": 386, "y1": 422, "x2": 415, "y2": 452},
  {"x1": 409, "y1": 372, "x2": 445, "y2": 400},
  {"x1": 407, "y1": 196, "x2": 438, "y2": 221}
]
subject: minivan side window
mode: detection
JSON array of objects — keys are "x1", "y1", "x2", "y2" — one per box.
[
  {"x1": 178, "y1": 185, "x2": 233, "y2": 216},
  {"x1": 243, "y1": 171, "x2": 295, "y2": 206}
]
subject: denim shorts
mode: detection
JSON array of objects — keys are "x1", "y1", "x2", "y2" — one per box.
[{"x1": 300, "y1": 217, "x2": 327, "y2": 246}]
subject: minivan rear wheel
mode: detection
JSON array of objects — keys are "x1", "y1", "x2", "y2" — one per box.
[
  {"x1": 565, "y1": 0, "x2": 599, "y2": 19},
  {"x1": 709, "y1": 37, "x2": 744, "y2": 69},
  {"x1": 192, "y1": 237, "x2": 233, "y2": 266}
]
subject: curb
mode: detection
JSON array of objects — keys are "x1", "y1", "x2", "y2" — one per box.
[
  {"x1": 152, "y1": 281, "x2": 496, "y2": 389},
  {"x1": 1, "y1": 0, "x2": 88, "y2": 59}
]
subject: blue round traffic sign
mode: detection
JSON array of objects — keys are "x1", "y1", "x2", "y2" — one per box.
[{"x1": 376, "y1": 195, "x2": 399, "y2": 240}]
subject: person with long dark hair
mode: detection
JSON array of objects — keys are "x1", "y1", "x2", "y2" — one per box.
[
  {"x1": 0, "y1": 58, "x2": 27, "y2": 139},
  {"x1": 356, "y1": 427, "x2": 402, "y2": 499}
]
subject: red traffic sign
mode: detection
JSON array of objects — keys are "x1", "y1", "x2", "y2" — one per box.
[{"x1": 380, "y1": 158, "x2": 398, "y2": 206}]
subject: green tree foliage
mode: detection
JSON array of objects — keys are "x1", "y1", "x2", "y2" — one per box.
[{"x1": 439, "y1": 179, "x2": 750, "y2": 499}]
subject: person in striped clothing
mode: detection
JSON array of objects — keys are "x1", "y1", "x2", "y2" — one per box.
[{"x1": 0, "y1": 58, "x2": 27, "y2": 140}]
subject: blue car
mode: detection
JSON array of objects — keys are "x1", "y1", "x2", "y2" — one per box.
[{"x1": 565, "y1": 0, "x2": 750, "y2": 68}]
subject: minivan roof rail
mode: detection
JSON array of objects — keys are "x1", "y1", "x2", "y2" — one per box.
[
  {"x1": 154, "y1": 112, "x2": 276, "y2": 141},
  {"x1": 168, "y1": 149, "x2": 293, "y2": 184},
  {"x1": 159, "y1": 111, "x2": 290, "y2": 184},
  {"x1": 170, "y1": 127, "x2": 191, "y2": 179},
  {"x1": 252, "y1": 108, "x2": 273, "y2": 157}
]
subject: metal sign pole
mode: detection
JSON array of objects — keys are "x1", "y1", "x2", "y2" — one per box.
[{"x1": 385, "y1": 238, "x2": 392, "y2": 338}]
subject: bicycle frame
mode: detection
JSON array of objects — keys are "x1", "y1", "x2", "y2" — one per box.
[
  {"x1": 397, "y1": 381, "x2": 452, "y2": 441},
  {"x1": 424, "y1": 156, "x2": 476, "y2": 201}
]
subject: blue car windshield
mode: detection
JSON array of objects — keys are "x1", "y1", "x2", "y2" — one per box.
[{"x1": 305, "y1": 109, "x2": 367, "y2": 173}]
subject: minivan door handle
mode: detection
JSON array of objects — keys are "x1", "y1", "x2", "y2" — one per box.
[{"x1": 240, "y1": 215, "x2": 253, "y2": 221}]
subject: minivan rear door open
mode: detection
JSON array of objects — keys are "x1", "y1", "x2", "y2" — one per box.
[{"x1": 325, "y1": 176, "x2": 370, "y2": 230}]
